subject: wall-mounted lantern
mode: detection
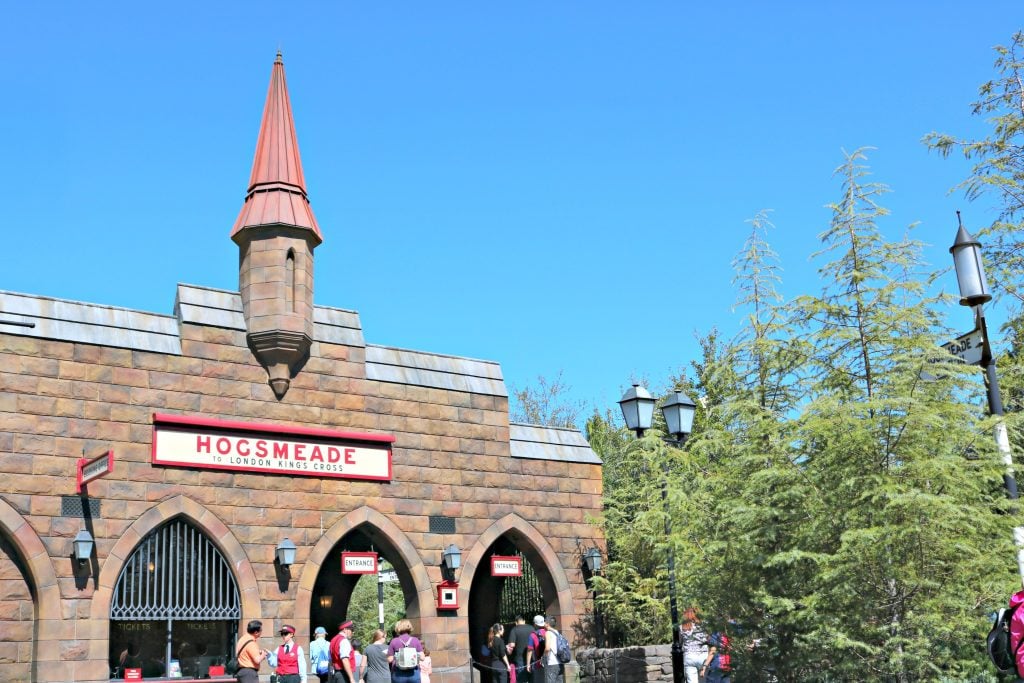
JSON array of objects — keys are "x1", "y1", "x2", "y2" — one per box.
[
  {"x1": 276, "y1": 538, "x2": 297, "y2": 568},
  {"x1": 73, "y1": 529, "x2": 94, "y2": 563}
]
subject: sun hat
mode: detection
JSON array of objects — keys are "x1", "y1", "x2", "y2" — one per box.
[{"x1": 315, "y1": 626, "x2": 327, "y2": 635}]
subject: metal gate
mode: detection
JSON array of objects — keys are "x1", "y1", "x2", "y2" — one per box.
[
  {"x1": 110, "y1": 518, "x2": 240, "y2": 620},
  {"x1": 497, "y1": 550, "x2": 545, "y2": 624}
]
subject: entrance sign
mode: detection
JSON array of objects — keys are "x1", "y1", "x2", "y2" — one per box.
[
  {"x1": 76, "y1": 450, "x2": 114, "y2": 493},
  {"x1": 152, "y1": 414, "x2": 394, "y2": 481},
  {"x1": 342, "y1": 552, "x2": 379, "y2": 574},
  {"x1": 491, "y1": 555, "x2": 522, "y2": 577},
  {"x1": 942, "y1": 328, "x2": 985, "y2": 366}
]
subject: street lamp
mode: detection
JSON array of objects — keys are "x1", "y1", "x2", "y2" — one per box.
[
  {"x1": 618, "y1": 383, "x2": 697, "y2": 683},
  {"x1": 950, "y1": 215, "x2": 1024, "y2": 584},
  {"x1": 583, "y1": 547, "x2": 604, "y2": 648}
]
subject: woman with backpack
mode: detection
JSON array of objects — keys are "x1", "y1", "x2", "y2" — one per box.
[
  {"x1": 489, "y1": 623, "x2": 512, "y2": 683},
  {"x1": 387, "y1": 619, "x2": 424, "y2": 683}
]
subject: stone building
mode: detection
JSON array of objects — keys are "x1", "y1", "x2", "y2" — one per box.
[{"x1": 0, "y1": 53, "x2": 602, "y2": 682}]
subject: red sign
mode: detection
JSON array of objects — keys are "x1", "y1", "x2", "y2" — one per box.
[
  {"x1": 151, "y1": 414, "x2": 394, "y2": 481},
  {"x1": 342, "y1": 552, "x2": 379, "y2": 574},
  {"x1": 491, "y1": 555, "x2": 522, "y2": 577},
  {"x1": 436, "y1": 580, "x2": 459, "y2": 610},
  {"x1": 76, "y1": 450, "x2": 114, "y2": 493},
  {"x1": 124, "y1": 669, "x2": 142, "y2": 681}
]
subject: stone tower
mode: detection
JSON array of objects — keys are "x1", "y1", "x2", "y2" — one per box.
[{"x1": 231, "y1": 52, "x2": 323, "y2": 398}]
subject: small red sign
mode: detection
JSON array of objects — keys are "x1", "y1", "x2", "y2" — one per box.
[
  {"x1": 491, "y1": 555, "x2": 522, "y2": 577},
  {"x1": 436, "y1": 580, "x2": 459, "y2": 610},
  {"x1": 76, "y1": 450, "x2": 114, "y2": 493},
  {"x1": 124, "y1": 669, "x2": 142, "y2": 680},
  {"x1": 342, "y1": 552, "x2": 379, "y2": 574}
]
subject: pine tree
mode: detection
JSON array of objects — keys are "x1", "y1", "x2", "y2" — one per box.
[{"x1": 788, "y1": 149, "x2": 1009, "y2": 679}]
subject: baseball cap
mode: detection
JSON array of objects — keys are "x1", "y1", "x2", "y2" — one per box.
[
  {"x1": 533, "y1": 615, "x2": 546, "y2": 627},
  {"x1": 315, "y1": 626, "x2": 327, "y2": 635},
  {"x1": 280, "y1": 624, "x2": 295, "y2": 635}
]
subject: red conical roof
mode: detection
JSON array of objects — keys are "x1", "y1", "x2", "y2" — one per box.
[{"x1": 232, "y1": 52, "x2": 322, "y2": 243}]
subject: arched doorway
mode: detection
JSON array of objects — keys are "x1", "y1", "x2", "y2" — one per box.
[
  {"x1": 310, "y1": 523, "x2": 422, "y2": 645},
  {"x1": 0, "y1": 532, "x2": 35, "y2": 682},
  {"x1": 108, "y1": 517, "x2": 241, "y2": 680},
  {"x1": 467, "y1": 534, "x2": 559, "y2": 681}
]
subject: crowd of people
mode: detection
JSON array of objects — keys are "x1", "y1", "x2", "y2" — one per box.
[{"x1": 230, "y1": 614, "x2": 565, "y2": 683}]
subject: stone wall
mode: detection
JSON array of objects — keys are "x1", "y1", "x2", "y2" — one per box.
[
  {"x1": 0, "y1": 534, "x2": 33, "y2": 682},
  {"x1": 576, "y1": 646, "x2": 673, "y2": 683},
  {"x1": 0, "y1": 299, "x2": 604, "y2": 682}
]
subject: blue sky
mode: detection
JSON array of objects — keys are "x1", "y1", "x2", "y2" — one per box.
[{"x1": 0, "y1": 3, "x2": 1018, "y2": 421}]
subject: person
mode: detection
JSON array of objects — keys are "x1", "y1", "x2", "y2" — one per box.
[
  {"x1": 310, "y1": 626, "x2": 332, "y2": 683},
  {"x1": 419, "y1": 646, "x2": 432, "y2": 683},
  {"x1": 387, "y1": 618, "x2": 424, "y2": 683},
  {"x1": 267, "y1": 624, "x2": 308, "y2": 683},
  {"x1": 701, "y1": 629, "x2": 732, "y2": 683},
  {"x1": 489, "y1": 623, "x2": 511, "y2": 683},
  {"x1": 330, "y1": 621, "x2": 357, "y2": 683},
  {"x1": 363, "y1": 629, "x2": 391, "y2": 683},
  {"x1": 524, "y1": 615, "x2": 550, "y2": 683},
  {"x1": 352, "y1": 638, "x2": 365, "y2": 682},
  {"x1": 507, "y1": 614, "x2": 533, "y2": 683},
  {"x1": 235, "y1": 620, "x2": 270, "y2": 683},
  {"x1": 679, "y1": 610, "x2": 709, "y2": 683}
]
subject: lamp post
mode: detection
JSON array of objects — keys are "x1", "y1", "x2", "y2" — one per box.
[
  {"x1": 583, "y1": 547, "x2": 604, "y2": 648},
  {"x1": 619, "y1": 384, "x2": 697, "y2": 683},
  {"x1": 950, "y1": 215, "x2": 1024, "y2": 583}
]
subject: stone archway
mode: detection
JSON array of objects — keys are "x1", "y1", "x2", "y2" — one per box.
[
  {"x1": 295, "y1": 506, "x2": 432, "y2": 639},
  {"x1": 461, "y1": 514, "x2": 575, "y2": 674},
  {"x1": 87, "y1": 495, "x2": 261, "y2": 680},
  {"x1": 0, "y1": 498, "x2": 61, "y2": 682}
]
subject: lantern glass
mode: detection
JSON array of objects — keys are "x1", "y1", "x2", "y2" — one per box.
[
  {"x1": 73, "y1": 529, "x2": 94, "y2": 562},
  {"x1": 584, "y1": 547, "x2": 602, "y2": 573},
  {"x1": 661, "y1": 391, "x2": 697, "y2": 440},
  {"x1": 618, "y1": 384, "x2": 655, "y2": 434},
  {"x1": 443, "y1": 543, "x2": 461, "y2": 570},
  {"x1": 950, "y1": 225, "x2": 992, "y2": 307},
  {"x1": 276, "y1": 538, "x2": 297, "y2": 567}
]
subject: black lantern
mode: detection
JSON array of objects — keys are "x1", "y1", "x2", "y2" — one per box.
[
  {"x1": 661, "y1": 391, "x2": 697, "y2": 442},
  {"x1": 619, "y1": 383, "x2": 656, "y2": 437},
  {"x1": 584, "y1": 547, "x2": 602, "y2": 573}
]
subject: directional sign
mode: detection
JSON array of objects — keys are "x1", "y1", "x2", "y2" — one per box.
[
  {"x1": 491, "y1": 555, "x2": 523, "y2": 577},
  {"x1": 941, "y1": 328, "x2": 985, "y2": 366},
  {"x1": 76, "y1": 450, "x2": 114, "y2": 493}
]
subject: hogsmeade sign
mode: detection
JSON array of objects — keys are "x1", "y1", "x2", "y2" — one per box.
[{"x1": 152, "y1": 414, "x2": 394, "y2": 480}]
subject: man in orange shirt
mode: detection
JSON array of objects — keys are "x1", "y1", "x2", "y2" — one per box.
[{"x1": 235, "y1": 620, "x2": 270, "y2": 683}]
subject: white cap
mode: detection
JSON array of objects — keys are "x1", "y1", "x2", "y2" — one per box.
[{"x1": 533, "y1": 615, "x2": 546, "y2": 627}]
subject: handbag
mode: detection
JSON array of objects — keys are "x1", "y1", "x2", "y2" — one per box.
[{"x1": 226, "y1": 638, "x2": 253, "y2": 675}]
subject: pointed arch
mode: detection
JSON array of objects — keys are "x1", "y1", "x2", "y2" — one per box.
[
  {"x1": 461, "y1": 514, "x2": 574, "y2": 621},
  {"x1": 295, "y1": 506, "x2": 432, "y2": 636},
  {"x1": 0, "y1": 497, "x2": 60, "y2": 682},
  {"x1": 90, "y1": 495, "x2": 260, "y2": 625},
  {"x1": 0, "y1": 497, "x2": 60, "y2": 620}
]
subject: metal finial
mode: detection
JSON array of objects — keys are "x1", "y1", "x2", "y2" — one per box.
[
  {"x1": 275, "y1": 49, "x2": 283, "y2": 64},
  {"x1": 956, "y1": 210, "x2": 962, "y2": 228}
]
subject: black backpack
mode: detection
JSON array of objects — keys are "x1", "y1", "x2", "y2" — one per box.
[
  {"x1": 988, "y1": 606, "x2": 1024, "y2": 675},
  {"x1": 226, "y1": 637, "x2": 253, "y2": 676}
]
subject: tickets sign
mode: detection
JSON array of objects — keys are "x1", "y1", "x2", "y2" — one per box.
[
  {"x1": 491, "y1": 555, "x2": 522, "y2": 577},
  {"x1": 342, "y1": 552, "x2": 379, "y2": 574},
  {"x1": 152, "y1": 414, "x2": 394, "y2": 481}
]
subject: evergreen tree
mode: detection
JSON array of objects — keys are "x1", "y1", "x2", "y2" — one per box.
[{"x1": 787, "y1": 149, "x2": 1009, "y2": 679}]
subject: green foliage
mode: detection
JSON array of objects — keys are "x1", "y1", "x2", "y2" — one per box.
[
  {"x1": 345, "y1": 566, "x2": 406, "y2": 644},
  {"x1": 592, "y1": 148, "x2": 1017, "y2": 680},
  {"x1": 924, "y1": 31, "x2": 1024, "y2": 306}
]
